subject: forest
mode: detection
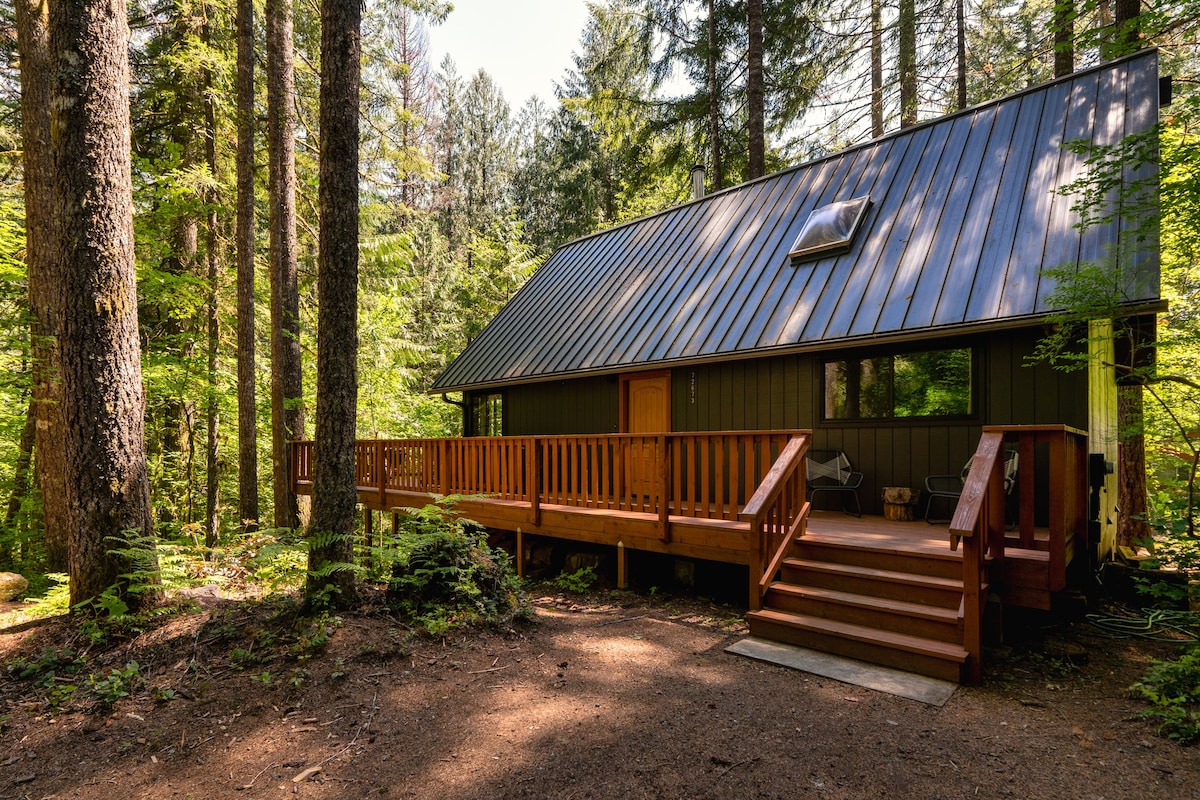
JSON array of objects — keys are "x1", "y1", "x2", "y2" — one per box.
[{"x1": 0, "y1": 0, "x2": 1196, "y2": 616}]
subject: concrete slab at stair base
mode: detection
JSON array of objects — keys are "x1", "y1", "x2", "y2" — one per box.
[{"x1": 726, "y1": 636, "x2": 958, "y2": 707}]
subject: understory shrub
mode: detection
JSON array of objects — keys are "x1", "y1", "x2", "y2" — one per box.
[
  {"x1": 386, "y1": 505, "x2": 526, "y2": 633},
  {"x1": 1129, "y1": 644, "x2": 1200, "y2": 745}
]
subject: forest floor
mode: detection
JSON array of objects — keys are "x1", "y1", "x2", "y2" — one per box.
[{"x1": 0, "y1": 586, "x2": 1197, "y2": 800}]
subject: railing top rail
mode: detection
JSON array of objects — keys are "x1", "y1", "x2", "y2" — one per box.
[
  {"x1": 949, "y1": 431, "x2": 1005, "y2": 540},
  {"x1": 292, "y1": 430, "x2": 813, "y2": 447},
  {"x1": 982, "y1": 424, "x2": 1088, "y2": 438}
]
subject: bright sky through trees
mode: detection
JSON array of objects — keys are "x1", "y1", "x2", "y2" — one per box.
[{"x1": 427, "y1": 0, "x2": 591, "y2": 106}]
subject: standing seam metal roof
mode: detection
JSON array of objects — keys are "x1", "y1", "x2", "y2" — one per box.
[{"x1": 432, "y1": 50, "x2": 1161, "y2": 393}]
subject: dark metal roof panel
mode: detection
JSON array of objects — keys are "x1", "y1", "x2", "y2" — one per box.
[{"x1": 432, "y1": 50, "x2": 1161, "y2": 393}]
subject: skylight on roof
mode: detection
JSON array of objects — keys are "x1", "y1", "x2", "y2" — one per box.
[{"x1": 788, "y1": 195, "x2": 872, "y2": 263}]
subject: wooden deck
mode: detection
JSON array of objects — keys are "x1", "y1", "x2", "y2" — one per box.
[{"x1": 291, "y1": 425, "x2": 1089, "y2": 683}]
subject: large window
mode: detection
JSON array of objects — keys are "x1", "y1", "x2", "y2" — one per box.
[
  {"x1": 824, "y1": 348, "x2": 973, "y2": 420},
  {"x1": 470, "y1": 393, "x2": 503, "y2": 436}
]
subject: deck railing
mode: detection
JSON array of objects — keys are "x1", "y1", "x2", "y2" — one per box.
[
  {"x1": 292, "y1": 431, "x2": 808, "y2": 538},
  {"x1": 741, "y1": 435, "x2": 811, "y2": 611},
  {"x1": 950, "y1": 424, "x2": 1089, "y2": 683}
]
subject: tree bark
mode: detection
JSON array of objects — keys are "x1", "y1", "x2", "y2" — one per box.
[
  {"x1": 50, "y1": 0, "x2": 160, "y2": 608},
  {"x1": 898, "y1": 0, "x2": 917, "y2": 128},
  {"x1": 1117, "y1": 384, "x2": 1152, "y2": 548},
  {"x1": 870, "y1": 0, "x2": 883, "y2": 137},
  {"x1": 236, "y1": 0, "x2": 258, "y2": 532},
  {"x1": 15, "y1": 0, "x2": 69, "y2": 571},
  {"x1": 1112, "y1": 0, "x2": 1140, "y2": 55},
  {"x1": 706, "y1": 0, "x2": 723, "y2": 190},
  {"x1": 956, "y1": 0, "x2": 968, "y2": 109},
  {"x1": 307, "y1": 0, "x2": 361, "y2": 607},
  {"x1": 1052, "y1": 0, "x2": 1074, "y2": 78},
  {"x1": 267, "y1": 0, "x2": 303, "y2": 529},
  {"x1": 204, "y1": 12, "x2": 220, "y2": 551},
  {"x1": 746, "y1": 0, "x2": 764, "y2": 180}
]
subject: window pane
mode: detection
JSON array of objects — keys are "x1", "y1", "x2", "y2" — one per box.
[
  {"x1": 893, "y1": 349, "x2": 971, "y2": 417},
  {"x1": 824, "y1": 348, "x2": 971, "y2": 420}
]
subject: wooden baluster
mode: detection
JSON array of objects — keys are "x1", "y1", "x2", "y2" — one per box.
[
  {"x1": 439, "y1": 438, "x2": 449, "y2": 496},
  {"x1": 376, "y1": 440, "x2": 386, "y2": 506}
]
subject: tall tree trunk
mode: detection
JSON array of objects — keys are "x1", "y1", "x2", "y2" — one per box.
[
  {"x1": 706, "y1": 0, "x2": 723, "y2": 190},
  {"x1": 871, "y1": 0, "x2": 883, "y2": 137},
  {"x1": 898, "y1": 0, "x2": 917, "y2": 128},
  {"x1": 267, "y1": 0, "x2": 303, "y2": 529},
  {"x1": 203, "y1": 14, "x2": 220, "y2": 551},
  {"x1": 1112, "y1": 0, "x2": 1140, "y2": 55},
  {"x1": 746, "y1": 0, "x2": 764, "y2": 180},
  {"x1": 16, "y1": 0, "x2": 69, "y2": 571},
  {"x1": 50, "y1": 0, "x2": 160, "y2": 609},
  {"x1": 1117, "y1": 385, "x2": 1151, "y2": 548},
  {"x1": 956, "y1": 0, "x2": 967, "y2": 109},
  {"x1": 235, "y1": 0, "x2": 258, "y2": 532},
  {"x1": 307, "y1": 0, "x2": 361, "y2": 607},
  {"x1": 1052, "y1": 0, "x2": 1074, "y2": 78}
]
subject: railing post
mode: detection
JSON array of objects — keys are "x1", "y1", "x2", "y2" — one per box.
[
  {"x1": 530, "y1": 438, "x2": 542, "y2": 527},
  {"x1": 748, "y1": 518, "x2": 764, "y2": 611},
  {"x1": 439, "y1": 438, "x2": 450, "y2": 497},
  {"x1": 376, "y1": 440, "x2": 386, "y2": 506},
  {"x1": 659, "y1": 434, "x2": 671, "y2": 542}
]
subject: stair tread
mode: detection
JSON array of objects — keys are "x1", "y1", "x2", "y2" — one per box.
[
  {"x1": 748, "y1": 608, "x2": 970, "y2": 662},
  {"x1": 782, "y1": 557, "x2": 964, "y2": 589},
  {"x1": 767, "y1": 583, "x2": 961, "y2": 621},
  {"x1": 799, "y1": 534, "x2": 962, "y2": 562}
]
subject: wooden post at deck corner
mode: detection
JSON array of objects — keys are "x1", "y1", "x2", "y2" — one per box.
[
  {"x1": 617, "y1": 540, "x2": 627, "y2": 589},
  {"x1": 516, "y1": 527, "x2": 525, "y2": 579}
]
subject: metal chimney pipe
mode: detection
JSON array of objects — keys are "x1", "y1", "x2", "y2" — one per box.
[{"x1": 691, "y1": 164, "x2": 705, "y2": 200}]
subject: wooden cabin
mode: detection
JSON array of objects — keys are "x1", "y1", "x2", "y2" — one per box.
[{"x1": 293, "y1": 51, "x2": 1164, "y2": 683}]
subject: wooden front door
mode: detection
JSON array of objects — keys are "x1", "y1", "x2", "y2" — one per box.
[{"x1": 621, "y1": 373, "x2": 670, "y2": 498}]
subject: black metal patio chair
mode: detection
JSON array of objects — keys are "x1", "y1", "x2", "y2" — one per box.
[
  {"x1": 924, "y1": 450, "x2": 1018, "y2": 524},
  {"x1": 805, "y1": 449, "x2": 864, "y2": 517}
]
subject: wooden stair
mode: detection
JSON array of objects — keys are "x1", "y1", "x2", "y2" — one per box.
[{"x1": 747, "y1": 535, "x2": 973, "y2": 682}]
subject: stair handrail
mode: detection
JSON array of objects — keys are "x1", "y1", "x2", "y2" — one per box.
[
  {"x1": 740, "y1": 434, "x2": 811, "y2": 612},
  {"x1": 949, "y1": 430, "x2": 1007, "y2": 684}
]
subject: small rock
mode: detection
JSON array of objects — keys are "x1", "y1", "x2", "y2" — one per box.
[{"x1": 0, "y1": 572, "x2": 29, "y2": 601}]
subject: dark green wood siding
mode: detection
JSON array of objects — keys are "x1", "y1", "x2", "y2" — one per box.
[{"x1": 501, "y1": 376, "x2": 619, "y2": 436}]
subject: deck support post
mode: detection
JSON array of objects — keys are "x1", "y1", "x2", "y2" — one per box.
[
  {"x1": 617, "y1": 540, "x2": 627, "y2": 589},
  {"x1": 516, "y1": 527, "x2": 525, "y2": 579}
]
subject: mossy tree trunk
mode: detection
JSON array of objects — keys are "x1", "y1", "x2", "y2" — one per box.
[{"x1": 50, "y1": 0, "x2": 160, "y2": 609}]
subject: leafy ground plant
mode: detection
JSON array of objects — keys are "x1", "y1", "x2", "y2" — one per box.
[
  {"x1": 1129, "y1": 644, "x2": 1200, "y2": 744},
  {"x1": 386, "y1": 504, "x2": 527, "y2": 634}
]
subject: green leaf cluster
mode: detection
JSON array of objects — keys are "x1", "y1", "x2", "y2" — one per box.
[{"x1": 385, "y1": 505, "x2": 527, "y2": 633}]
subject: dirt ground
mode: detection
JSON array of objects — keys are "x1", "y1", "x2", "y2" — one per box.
[{"x1": 0, "y1": 588, "x2": 1196, "y2": 800}]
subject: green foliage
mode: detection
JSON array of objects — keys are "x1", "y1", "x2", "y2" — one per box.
[
  {"x1": 86, "y1": 661, "x2": 142, "y2": 709},
  {"x1": 552, "y1": 566, "x2": 597, "y2": 594},
  {"x1": 385, "y1": 505, "x2": 526, "y2": 633},
  {"x1": 1129, "y1": 645, "x2": 1200, "y2": 744}
]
